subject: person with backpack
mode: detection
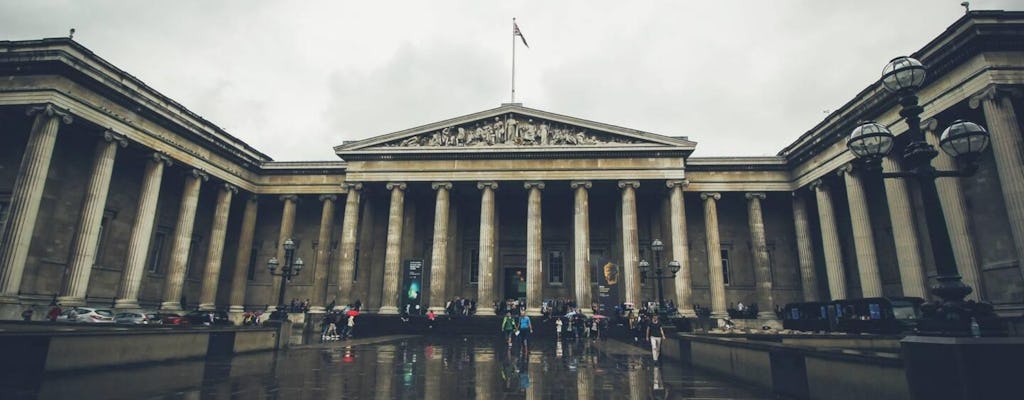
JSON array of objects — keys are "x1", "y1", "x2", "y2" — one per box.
[
  {"x1": 517, "y1": 313, "x2": 533, "y2": 346},
  {"x1": 501, "y1": 312, "x2": 516, "y2": 346}
]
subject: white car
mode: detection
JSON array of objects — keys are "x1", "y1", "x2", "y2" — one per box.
[{"x1": 56, "y1": 307, "x2": 115, "y2": 323}]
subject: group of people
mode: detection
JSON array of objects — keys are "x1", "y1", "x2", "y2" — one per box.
[
  {"x1": 288, "y1": 298, "x2": 311, "y2": 313},
  {"x1": 444, "y1": 297, "x2": 476, "y2": 317},
  {"x1": 554, "y1": 313, "x2": 606, "y2": 340},
  {"x1": 241, "y1": 311, "x2": 264, "y2": 326},
  {"x1": 321, "y1": 305, "x2": 359, "y2": 341}
]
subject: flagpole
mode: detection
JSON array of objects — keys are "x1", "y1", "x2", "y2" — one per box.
[{"x1": 511, "y1": 17, "x2": 516, "y2": 103}]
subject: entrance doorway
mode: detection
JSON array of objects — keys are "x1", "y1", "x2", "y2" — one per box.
[{"x1": 504, "y1": 267, "x2": 527, "y2": 302}]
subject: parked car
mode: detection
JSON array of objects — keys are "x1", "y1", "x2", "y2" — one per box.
[
  {"x1": 114, "y1": 312, "x2": 161, "y2": 325},
  {"x1": 56, "y1": 307, "x2": 115, "y2": 323},
  {"x1": 152, "y1": 313, "x2": 189, "y2": 325},
  {"x1": 183, "y1": 310, "x2": 233, "y2": 326}
]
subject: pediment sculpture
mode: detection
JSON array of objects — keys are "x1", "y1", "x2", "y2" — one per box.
[{"x1": 382, "y1": 114, "x2": 641, "y2": 147}]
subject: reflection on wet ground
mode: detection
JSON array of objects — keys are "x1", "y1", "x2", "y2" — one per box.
[{"x1": 8, "y1": 335, "x2": 772, "y2": 399}]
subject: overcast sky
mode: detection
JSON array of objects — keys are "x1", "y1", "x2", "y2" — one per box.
[{"x1": 1, "y1": 1, "x2": 1020, "y2": 160}]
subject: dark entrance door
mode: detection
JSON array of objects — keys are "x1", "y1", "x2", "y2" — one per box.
[{"x1": 504, "y1": 267, "x2": 527, "y2": 303}]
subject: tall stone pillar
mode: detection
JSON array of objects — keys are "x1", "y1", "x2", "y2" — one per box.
[
  {"x1": 666, "y1": 180, "x2": 694, "y2": 317},
  {"x1": 791, "y1": 193, "x2": 821, "y2": 301},
  {"x1": 619, "y1": 180, "x2": 641, "y2": 306},
  {"x1": 428, "y1": 182, "x2": 452, "y2": 313},
  {"x1": 161, "y1": 169, "x2": 209, "y2": 311},
  {"x1": 839, "y1": 164, "x2": 883, "y2": 298},
  {"x1": 115, "y1": 153, "x2": 172, "y2": 309},
  {"x1": 0, "y1": 104, "x2": 72, "y2": 308},
  {"x1": 812, "y1": 180, "x2": 847, "y2": 300},
  {"x1": 228, "y1": 195, "x2": 259, "y2": 312},
  {"x1": 197, "y1": 183, "x2": 236, "y2": 311},
  {"x1": 379, "y1": 182, "x2": 406, "y2": 314},
  {"x1": 881, "y1": 156, "x2": 929, "y2": 298},
  {"x1": 571, "y1": 180, "x2": 593, "y2": 314},
  {"x1": 59, "y1": 131, "x2": 127, "y2": 306},
  {"x1": 701, "y1": 192, "x2": 727, "y2": 318},
  {"x1": 307, "y1": 194, "x2": 337, "y2": 313},
  {"x1": 925, "y1": 119, "x2": 982, "y2": 300},
  {"x1": 524, "y1": 181, "x2": 544, "y2": 315},
  {"x1": 476, "y1": 181, "x2": 498, "y2": 315},
  {"x1": 335, "y1": 183, "x2": 362, "y2": 307},
  {"x1": 268, "y1": 194, "x2": 298, "y2": 311},
  {"x1": 746, "y1": 192, "x2": 776, "y2": 318},
  {"x1": 970, "y1": 85, "x2": 1024, "y2": 279}
]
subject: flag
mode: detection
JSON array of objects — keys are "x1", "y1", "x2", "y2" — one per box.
[{"x1": 514, "y1": 21, "x2": 529, "y2": 48}]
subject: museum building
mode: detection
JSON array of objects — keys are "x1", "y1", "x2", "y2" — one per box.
[{"x1": 0, "y1": 11, "x2": 1022, "y2": 320}]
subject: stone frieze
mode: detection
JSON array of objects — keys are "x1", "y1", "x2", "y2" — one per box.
[{"x1": 381, "y1": 114, "x2": 641, "y2": 147}]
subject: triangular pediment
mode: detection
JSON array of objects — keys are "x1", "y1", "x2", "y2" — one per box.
[{"x1": 334, "y1": 104, "x2": 696, "y2": 157}]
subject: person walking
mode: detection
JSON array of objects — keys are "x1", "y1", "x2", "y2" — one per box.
[
  {"x1": 345, "y1": 314, "x2": 356, "y2": 339},
  {"x1": 517, "y1": 313, "x2": 533, "y2": 346},
  {"x1": 647, "y1": 315, "x2": 666, "y2": 363},
  {"x1": 501, "y1": 312, "x2": 516, "y2": 346},
  {"x1": 555, "y1": 317, "x2": 563, "y2": 340},
  {"x1": 47, "y1": 304, "x2": 61, "y2": 322},
  {"x1": 427, "y1": 309, "x2": 436, "y2": 330}
]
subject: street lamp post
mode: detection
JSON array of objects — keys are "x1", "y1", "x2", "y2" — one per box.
[
  {"x1": 267, "y1": 238, "x2": 304, "y2": 321},
  {"x1": 639, "y1": 239, "x2": 682, "y2": 317},
  {"x1": 846, "y1": 56, "x2": 996, "y2": 336}
]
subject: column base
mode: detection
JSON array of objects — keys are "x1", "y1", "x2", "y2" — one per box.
[
  {"x1": 307, "y1": 306, "x2": 326, "y2": 314},
  {"x1": 679, "y1": 310, "x2": 698, "y2": 318},
  {"x1": 114, "y1": 299, "x2": 142, "y2": 310},
  {"x1": 228, "y1": 305, "x2": 245, "y2": 313},
  {"x1": 526, "y1": 307, "x2": 542, "y2": 316},
  {"x1": 711, "y1": 311, "x2": 729, "y2": 320},
  {"x1": 378, "y1": 306, "x2": 399, "y2": 315},
  {"x1": 265, "y1": 305, "x2": 278, "y2": 313},
  {"x1": 0, "y1": 297, "x2": 24, "y2": 320},
  {"x1": 160, "y1": 302, "x2": 183, "y2": 312},
  {"x1": 757, "y1": 311, "x2": 778, "y2": 320},
  {"x1": 56, "y1": 296, "x2": 87, "y2": 307},
  {"x1": 198, "y1": 303, "x2": 216, "y2": 311},
  {"x1": 476, "y1": 308, "x2": 496, "y2": 316}
]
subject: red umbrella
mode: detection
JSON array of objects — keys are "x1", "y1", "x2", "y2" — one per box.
[
  {"x1": 346, "y1": 309, "x2": 359, "y2": 317},
  {"x1": 592, "y1": 314, "x2": 608, "y2": 320}
]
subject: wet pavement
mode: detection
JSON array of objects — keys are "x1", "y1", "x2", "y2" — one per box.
[{"x1": 6, "y1": 335, "x2": 773, "y2": 399}]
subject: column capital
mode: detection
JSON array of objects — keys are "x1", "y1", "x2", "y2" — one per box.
[
  {"x1": 666, "y1": 179, "x2": 689, "y2": 189},
  {"x1": 431, "y1": 182, "x2": 453, "y2": 191},
  {"x1": 187, "y1": 169, "x2": 209, "y2": 182},
  {"x1": 102, "y1": 130, "x2": 129, "y2": 148},
  {"x1": 386, "y1": 182, "x2": 407, "y2": 191},
  {"x1": 921, "y1": 118, "x2": 939, "y2": 133},
  {"x1": 247, "y1": 194, "x2": 259, "y2": 204},
  {"x1": 524, "y1": 181, "x2": 545, "y2": 190},
  {"x1": 968, "y1": 84, "x2": 1024, "y2": 109},
  {"x1": 617, "y1": 180, "x2": 640, "y2": 189},
  {"x1": 745, "y1": 192, "x2": 766, "y2": 200},
  {"x1": 477, "y1": 181, "x2": 499, "y2": 190},
  {"x1": 700, "y1": 192, "x2": 721, "y2": 201},
  {"x1": 149, "y1": 152, "x2": 173, "y2": 167},
  {"x1": 343, "y1": 182, "x2": 363, "y2": 192},
  {"x1": 570, "y1": 180, "x2": 592, "y2": 189},
  {"x1": 27, "y1": 103, "x2": 73, "y2": 125},
  {"x1": 837, "y1": 163, "x2": 855, "y2": 176},
  {"x1": 318, "y1": 194, "x2": 338, "y2": 202},
  {"x1": 279, "y1": 194, "x2": 299, "y2": 203},
  {"x1": 221, "y1": 183, "x2": 238, "y2": 194},
  {"x1": 809, "y1": 179, "x2": 827, "y2": 192}
]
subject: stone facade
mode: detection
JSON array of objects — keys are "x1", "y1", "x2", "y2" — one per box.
[{"x1": 1, "y1": 11, "x2": 1023, "y2": 319}]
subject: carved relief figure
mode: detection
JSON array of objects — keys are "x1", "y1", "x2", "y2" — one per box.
[{"x1": 381, "y1": 114, "x2": 640, "y2": 147}]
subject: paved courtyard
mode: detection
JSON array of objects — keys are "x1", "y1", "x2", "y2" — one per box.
[{"x1": 7, "y1": 334, "x2": 772, "y2": 399}]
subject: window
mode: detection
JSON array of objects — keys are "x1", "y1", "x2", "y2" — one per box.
[
  {"x1": 547, "y1": 250, "x2": 564, "y2": 285},
  {"x1": 721, "y1": 249, "x2": 731, "y2": 286},
  {"x1": 469, "y1": 249, "x2": 480, "y2": 284},
  {"x1": 247, "y1": 241, "x2": 261, "y2": 280},
  {"x1": 147, "y1": 231, "x2": 168, "y2": 273}
]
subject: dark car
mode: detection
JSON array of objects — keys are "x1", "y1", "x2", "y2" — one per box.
[
  {"x1": 183, "y1": 310, "x2": 233, "y2": 326},
  {"x1": 153, "y1": 313, "x2": 189, "y2": 326}
]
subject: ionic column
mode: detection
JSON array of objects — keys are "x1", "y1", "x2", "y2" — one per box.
[
  {"x1": 619, "y1": 180, "x2": 641, "y2": 306},
  {"x1": 0, "y1": 105, "x2": 72, "y2": 305},
  {"x1": 379, "y1": 182, "x2": 406, "y2": 314},
  {"x1": 476, "y1": 181, "x2": 498, "y2": 315},
  {"x1": 198, "y1": 183, "x2": 236, "y2": 310},
  {"x1": 571, "y1": 180, "x2": 593, "y2": 314},
  {"x1": 970, "y1": 85, "x2": 1024, "y2": 279},
  {"x1": 812, "y1": 180, "x2": 847, "y2": 300},
  {"x1": 839, "y1": 164, "x2": 883, "y2": 298},
  {"x1": 925, "y1": 119, "x2": 982, "y2": 300},
  {"x1": 228, "y1": 195, "x2": 259, "y2": 312},
  {"x1": 308, "y1": 194, "x2": 337, "y2": 313},
  {"x1": 429, "y1": 182, "x2": 452, "y2": 313},
  {"x1": 792, "y1": 193, "x2": 821, "y2": 301},
  {"x1": 701, "y1": 192, "x2": 727, "y2": 318},
  {"x1": 746, "y1": 192, "x2": 776, "y2": 318},
  {"x1": 59, "y1": 131, "x2": 127, "y2": 306},
  {"x1": 881, "y1": 156, "x2": 928, "y2": 298},
  {"x1": 335, "y1": 183, "x2": 362, "y2": 307},
  {"x1": 667, "y1": 180, "x2": 694, "y2": 317},
  {"x1": 161, "y1": 169, "x2": 209, "y2": 311},
  {"x1": 268, "y1": 194, "x2": 299, "y2": 311},
  {"x1": 115, "y1": 153, "x2": 172, "y2": 309},
  {"x1": 524, "y1": 181, "x2": 545, "y2": 315}
]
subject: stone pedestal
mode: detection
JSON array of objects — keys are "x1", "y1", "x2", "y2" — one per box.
[{"x1": 902, "y1": 336, "x2": 1024, "y2": 400}]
